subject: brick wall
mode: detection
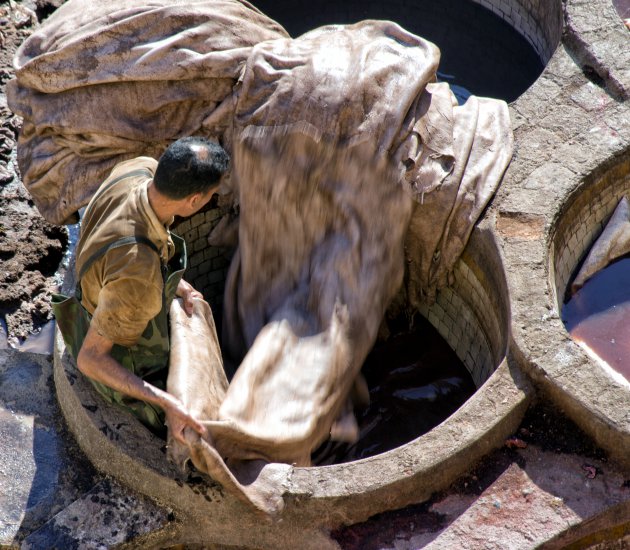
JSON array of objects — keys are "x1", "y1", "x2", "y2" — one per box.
[
  {"x1": 472, "y1": 0, "x2": 563, "y2": 62},
  {"x1": 172, "y1": 201, "x2": 234, "y2": 312},
  {"x1": 418, "y1": 240, "x2": 509, "y2": 388},
  {"x1": 551, "y1": 158, "x2": 630, "y2": 309}
]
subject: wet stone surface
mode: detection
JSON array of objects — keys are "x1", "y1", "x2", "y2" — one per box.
[
  {"x1": 333, "y1": 405, "x2": 630, "y2": 549},
  {"x1": 0, "y1": 347, "x2": 172, "y2": 549},
  {"x1": 21, "y1": 478, "x2": 171, "y2": 550},
  {"x1": 0, "y1": 348, "x2": 98, "y2": 546}
]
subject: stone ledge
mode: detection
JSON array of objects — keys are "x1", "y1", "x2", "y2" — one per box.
[
  {"x1": 564, "y1": 0, "x2": 630, "y2": 99},
  {"x1": 21, "y1": 478, "x2": 171, "y2": 550},
  {"x1": 53, "y1": 327, "x2": 531, "y2": 548},
  {"x1": 493, "y1": 0, "x2": 630, "y2": 473}
]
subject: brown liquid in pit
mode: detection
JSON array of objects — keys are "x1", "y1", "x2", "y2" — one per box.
[
  {"x1": 313, "y1": 314, "x2": 477, "y2": 465},
  {"x1": 563, "y1": 256, "x2": 630, "y2": 382},
  {"x1": 613, "y1": 0, "x2": 630, "y2": 20}
]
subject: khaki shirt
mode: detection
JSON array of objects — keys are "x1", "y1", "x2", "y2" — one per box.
[{"x1": 76, "y1": 157, "x2": 175, "y2": 347}]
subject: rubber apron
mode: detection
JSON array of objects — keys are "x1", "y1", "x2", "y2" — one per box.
[{"x1": 53, "y1": 231, "x2": 186, "y2": 431}]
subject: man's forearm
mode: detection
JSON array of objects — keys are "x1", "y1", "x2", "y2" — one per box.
[
  {"x1": 77, "y1": 339, "x2": 172, "y2": 410},
  {"x1": 76, "y1": 326, "x2": 180, "y2": 412},
  {"x1": 77, "y1": 324, "x2": 206, "y2": 442}
]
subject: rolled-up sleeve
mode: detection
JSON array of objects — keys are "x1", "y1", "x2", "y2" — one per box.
[{"x1": 90, "y1": 245, "x2": 163, "y2": 347}]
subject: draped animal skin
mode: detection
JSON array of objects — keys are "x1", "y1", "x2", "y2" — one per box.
[
  {"x1": 571, "y1": 197, "x2": 630, "y2": 293},
  {"x1": 7, "y1": 0, "x2": 287, "y2": 224},
  {"x1": 167, "y1": 298, "x2": 291, "y2": 516},
  {"x1": 8, "y1": 0, "x2": 514, "y2": 512},
  {"x1": 210, "y1": 23, "x2": 511, "y2": 470}
]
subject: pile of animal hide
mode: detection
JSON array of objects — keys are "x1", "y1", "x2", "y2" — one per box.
[{"x1": 8, "y1": 0, "x2": 513, "y2": 514}]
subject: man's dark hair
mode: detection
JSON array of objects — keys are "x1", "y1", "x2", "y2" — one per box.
[{"x1": 154, "y1": 137, "x2": 230, "y2": 200}]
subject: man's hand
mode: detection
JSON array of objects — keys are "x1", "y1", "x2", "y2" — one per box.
[
  {"x1": 163, "y1": 394, "x2": 207, "y2": 445},
  {"x1": 175, "y1": 278, "x2": 203, "y2": 315}
]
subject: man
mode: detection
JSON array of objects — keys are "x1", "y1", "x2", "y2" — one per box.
[{"x1": 55, "y1": 137, "x2": 229, "y2": 444}]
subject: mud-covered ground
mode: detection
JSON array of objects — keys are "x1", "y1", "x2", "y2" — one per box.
[{"x1": 0, "y1": 0, "x2": 67, "y2": 347}]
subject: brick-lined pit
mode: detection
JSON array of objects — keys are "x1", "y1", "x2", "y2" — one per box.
[
  {"x1": 418, "y1": 235, "x2": 510, "y2": 388},
  {"x1": 53, "y1": 223, "x2": 528, "y2": 548},
  {"x1": 55, "y1": 127, "x2": 524, "y2": 550},
  {"x1": 472, "y1": 0, "x2": 563, "y2": 63},
  {"x1": 251, "y1": 0, "x2": 562, "y2": 102},
  {"x1": 251, "y1": 0, "x2": 562, "y2": 65},
  {"x1": 551, "y1": 162, "x2": 630, "y2": 307},
  {"x1": 550, "y1": 155, "x2": 630, "y2": 385}
]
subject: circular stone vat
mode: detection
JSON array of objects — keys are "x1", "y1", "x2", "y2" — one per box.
[
  {"x1": 547, "y1": 151, "x2": 630, "y2": 468},
  {"x1": 54, "y1": 201, "x2": 530, "y2": 547},
  {"x1": 552, "y1": 157, "x2": 630, "y2": 372},
  {"x1": 174, "y1": 207, "x2": 514, "y2": 461},
  {"x1": 251, "y1": 0, "x2": 562, "y2": 102}
]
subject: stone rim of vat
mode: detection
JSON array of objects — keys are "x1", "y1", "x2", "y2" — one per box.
[
  {"x1": 500, "y1": 150, "x2": 630, "y2": 473},
  {"x1": 53, "y1": 326, "x2": 530, "y2": 547},
  {"x1": 493, "y1": 0, "x2": 630, "y2": 471},
  {"x1": 53, "y1": 192, "x2": 527, "y2": 547}
]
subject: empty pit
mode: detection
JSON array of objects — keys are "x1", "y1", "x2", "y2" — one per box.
[{"x1": 251, "y1": 0, "x2": 562, "y2": 103}]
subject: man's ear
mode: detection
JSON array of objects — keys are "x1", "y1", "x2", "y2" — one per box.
[{"x1": 188, "y1": 192, "x2": 202, "y2": 209}]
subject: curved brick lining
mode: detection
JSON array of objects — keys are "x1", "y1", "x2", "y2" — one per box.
[
  {"x1": 418, "y1": 229, "x2": 510, "y2": 388},
  {"x1": 471, "y1": 0, "x2": 563, "y2": 62}
]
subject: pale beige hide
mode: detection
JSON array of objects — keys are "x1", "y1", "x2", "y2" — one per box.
[
  {"x1": 210, "y1": 23, "x2": 511, "y2": 473},
  {"x1": 167, "y1": 298, "x2": 291, "y2": 516},
  {"x1": 571, "y1": 197, "x2": 630, "y2": 293},
  {"x1": 7, "y1": 0, "x2": 287, "y2": 224},
  {"x1": 8, "y1": 0, "x2": 514, "y2": 514}
]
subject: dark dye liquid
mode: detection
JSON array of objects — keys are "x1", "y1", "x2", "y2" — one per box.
[
  {"x1": 312, "y1": 314, "x2": 477, "y2": 465},
  {"x1": 251, "y1": 0, "x2": 544, "y2": 104},
  {"x1": 15, "y1": 321, "x2": 56, "y2": 354},
  {"x1": 563, "y1": 256, "x2": 630, "y2": 383},
  {"x1": 613, "y1": 0, "x2": 630, "y2": 20}
]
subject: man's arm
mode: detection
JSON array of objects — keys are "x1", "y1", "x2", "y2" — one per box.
[{"x1": 77, "y1": 325, "x2": 206, "y2": 444}]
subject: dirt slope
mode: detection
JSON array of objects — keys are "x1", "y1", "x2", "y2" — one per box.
[{"x1": 0, "y1": 0, "x2": 67, "y2": 346}]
